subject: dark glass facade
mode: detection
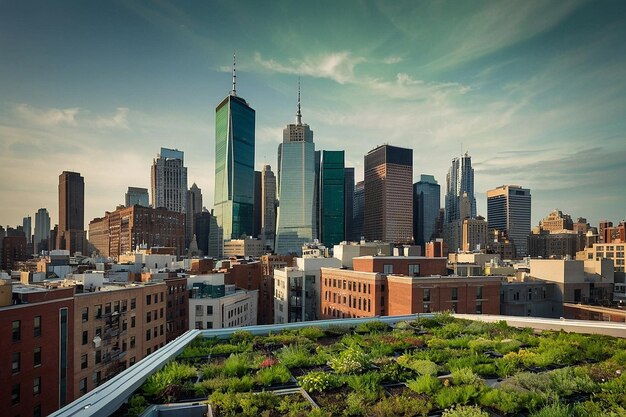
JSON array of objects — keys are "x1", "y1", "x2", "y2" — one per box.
[
  {"x1": 413, "y1": 175, "x2": 440, "y2": 248},
  {"x1": 319, "y1": 151, "x2": 345, "y2": 248}
]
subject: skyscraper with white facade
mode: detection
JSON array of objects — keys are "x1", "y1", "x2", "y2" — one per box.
[
  {"x1": 445, "y1": 152, "x2": 476, "y2": 224},
  {"x1": 34, "y1": 208, "x2": 50, "y2": 254},
  {"x1": 151, "y1": 148, "x2": 188, "y2": 213},
  {"x1": 275, "y1": 83, "x2": 316, "y2": 255}
]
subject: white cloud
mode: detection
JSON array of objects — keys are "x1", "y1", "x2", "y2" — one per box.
[
  {"x1": 94, "y1": 107, "x2": 130, "y2": 129},
  {"x1": 16, "y1": 104, "x2": 80, "y2": 126},
  {"x1": 383, "y1": 56, "x2": 403, "y2": 64},
  {"x1": 255, "y1": 51, "x2": 364, "y2": 84}
]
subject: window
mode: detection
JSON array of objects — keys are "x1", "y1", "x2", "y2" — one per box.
[
  {"x1": 114, "y1": 301, "x2": 120, "y2": 313},
  {"x1": 34, "y1": 316, "x2": 41, "y2": 337},
  {"x1": 160, "y1": 292, "x2": 164, "y2": 303},
  {"x1": 11, "y1": 384, "x2": 20, "y2": 405},
  {"x1": 12, "y1": 352, "x2": 20, "y2": 374},
  {"x1": 79, "y1": 378, "x2": 87, "y2": 395},
  {"x1": 121, "y1": 300, "x2": 127, "y2": 312},
  {"x1": 34, "y1": 347, "x2": 41, "y2": 367},
  {"x1": 476, "y1": 286, "x2": 483, "y2": 299},
  {"x1": 12, "y1": 320, "x2": 21, "y2": 341},
  {"x1": 195, "y1": 305, "x2": 203, "y2": 316},
  {"x1": 423, "y1": 303, "x2": 431, "y2": 313},
  {"x1": 95, "y1": 304, "x2": 102, "y2": 319},
  {"x1": 92, "y1": 371, "x2": 101, "y2": 386},
  {"x1": 160, "y1": 308, "x2": 164, "y2": 318},
  {"x1": 131, "y1": 316, "x2": 136, "y2": 328},
  {"x1": 160, "y1": 324, "x2": 164, "y2": 336},
  {"x1": 146, "y1": 329, "x2": 151, "y2": 341},
  {"x1": 130, "y1": 357, "x2": 136, "y2": 366},
  {"x1": 528, "y1": 288, "x2": 533, "y2": 301},
  {"x1": 122, "y1": 319, "x2": 128, "y2": 332},
  {"x1": 95, "y1": 350, "x2": 101, "y2": 364},
  {"x1": 146, "y1": 295, "x2": 151, "y2": 305},
  {"x1": 82, "y1": 330, "x2": 88, "y2": 345},
  {"x1": 451, "y1": 288, "x2": 458, "y2": 301},
  {"x1": 383, "y1": 264, "x2": 393, "y2": 274},
  {"x1": 207, "y1": 305, "x2": 213, "y2": 315},
  {"x1": 81, "y1": 308, "x2": 89, "y2": 322},
  {"x1": 195, "y1": 321, "x2": 203, "y2": 330},
  {"x1": 33, "y1": 376, "x2": 41, "y2": 395},
  {"x1": 131, "y1": 298, "x2": 136, "y2": 309},
  {"x1": 408, "y1": 264, "x2": 420, "y2": 276},
  {"x1": 130, "y1": 336, "x2": 136, "y2": 349},
  {"x1": 95, "y1": 327, "x2": 102, "y2": 337},
  {"x1": 476, "y1": 301, "x2": 483, "y2": 314},
  {"x1": 34, "y1": 404, "x2": 41, "y2": 417},
  {"x1": 105, "y1": 303, "x2": 111, "y2": 315},
  {"x1": 206, "y1": 322, "x2": 213, "y2": 329},
  {"x1": 423, "y1": 288, "x2": 431, "y2": 302},
  {"x1": 81, "y1": 354, "x2": 88, "y2": 369},
  {"x1": 146, "y1": 311, "x2": 151, "y2": 323}
]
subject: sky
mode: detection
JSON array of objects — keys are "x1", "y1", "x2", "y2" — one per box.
[{"x1": 1, "y1": 0, "x2": 625, "y2": 232}]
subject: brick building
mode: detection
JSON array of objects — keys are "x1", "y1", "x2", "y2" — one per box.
[
  {"x1": 165, "y1": 277, "x2": 189, "y2": 342},
  {"x1": 89, "y1": 205, "x2": 185, "y2": 258},
  {"x1": 352, "y1": 256, "x2": 448, "y2": 277},
  {"x1": 0, "y1": 285, "x2": 75, "y2": 417},
  {"x1": 1, "y1": 235, "x2": 28, "y2": 271},
  {"x1": 226, "y1": 259, "x2": 274, "y2": 325}
]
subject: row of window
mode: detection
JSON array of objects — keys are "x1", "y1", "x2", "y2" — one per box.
[
  {"x1": 11, "y1": 317, "x2": 41, "y2": 342},
  {"x1": 324, "y1": 278, "x2": 373, "y2": 294},
  {"x1": 11, "y1": 347, "x2": 41, "y2": 374},
  {"x1": 146, "y1": 308, "x2": 164, "y2": 323},
  {"x1": 145, "y1": 325, "x2": 164, "y2": 341},
  {"x1": 324, "y1": 291, "x2": 373, "y2": 312},
  {"x1": 11, "y1": 379, "x2": 41, "y2": 406}
]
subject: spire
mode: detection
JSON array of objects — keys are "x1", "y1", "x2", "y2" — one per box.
[
  {"x1": 231, "y1": 52, "x2": 237, "y2": 96},
  {"x1": 296, "y1": 77, "x2": 302, "y2": 125}
]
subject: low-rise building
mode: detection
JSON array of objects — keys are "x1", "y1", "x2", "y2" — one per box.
[{"x1": 223, "y1": 238, "x2": 265, "y2": 258}]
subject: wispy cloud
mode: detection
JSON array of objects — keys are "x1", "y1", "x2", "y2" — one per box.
[
  {"x1": 94, "y1": 107, "x2": 130, "y2": 129},
  {"x1": 255, "y1": 51, "x2": 364, "y2": 84},
  {"x1": 16, "y1": 104, "x2": 80, "y2": 126},
  {"x1": 383, "y1": 56, "x2": 402, "y2": 64}
]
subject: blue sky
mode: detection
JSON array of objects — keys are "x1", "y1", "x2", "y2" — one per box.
[{"x1": 1, "y1": 0, "x2": 625, "y2": 231}]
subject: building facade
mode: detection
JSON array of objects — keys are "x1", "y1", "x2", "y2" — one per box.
[
  {"x1": 125, "y1": 187, "x2": 149, "y2": 208},
  {"x1": 487, "y1": 185, "x2": 531, "y2": 257},
  {"x1": 261, "y1": 165, "x2": 277, "y2": 251},
  {"x1": 352, "y1": 181, "x2": 365, "y2": 241},
  {"x1": 214, "y1": 65, "x2": 256, "y2": 256},
  {"x1": 57, "y1": 171, "x2": 86, "y2": 255},
  {"x1": 445, "y1": 153, "x2": 476, "y2": 225},
  {"x1": 275, "y1": 88, "x2": 316, "y2": 255},
  {"x1": 462, "y1": 216, "x2": 488, "y2": 252},
  {"x1": 319, "y1": 150, "x2": 345, "y2": 248},
  {"x1": 413, "y1": 174, "x2": 440, "y2": 249},
  {"x1": 151, "y1": 148, "x2": 187, "y2": 214},
  {"x1": 185, "y1": 183, "x2": 203, "y2": 248},
  {"x1": 363, "y1": 144, "x2": 413, "y2": 243},
  {"x1": 34, "y1": 208, "x2": 51, "y2": 255}
]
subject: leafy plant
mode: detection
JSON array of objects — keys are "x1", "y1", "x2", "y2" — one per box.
[
  {"x1": 407, "y1": 374, "x2": 442, "y2": 395},
  {"x1": 277, "y1": 344, "x2": 323, "y2": 368},
  {"x1": 355, "y1": 320, "x2": 389, "y2": 334},
  {"x1": 255, "y1": 364, "x2": 292, "y2": 386},
  {"x1": 299, "y1": 326, "x2": 325, "y2": 340},
  {"x1": 479, "y1": 388, "x2": 524, "y2": 414},
  {"x1": 436, "y1": 384, "x2": 483, "y2": 409},
  {"x1": 368, "y1": 394, "x2": 431, "y2": 417},
  {"x1": 329, "y1": 344, "x2": 370, "y2": 374},
  {"x1": 222, "y1": 353, "x2": 251, "y2": 377},
  {"x1": 345, "y1": 371, "x2": 382, "y2": 396},
  {"x1": 298, "y1": 371, "x2": 340, "y2": 393},
  {"x1": 397, "y1": 356, "x2": 438, "y2": 376},
  {"x1": 450, "y1": 368, "x2": 482, "y2": 386},
  {"x1": 442, "y1": 405, "x2": 489, "y2": 417}
]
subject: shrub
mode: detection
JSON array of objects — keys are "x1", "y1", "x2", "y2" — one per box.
[
  {"x1": 142, "y1": 361, "x2": 197, "y2": 398},
  {"x1": 255, "y1": 364, "x2": 292, "y2": 387},
  {"x1": 529, "y1": 402, "x2": 573, "y2": 417},
  {"x1": 127, "y1": 395, "x2": 148, "y2": 417},
  {"x1": 345, "y1": 371, "x2": 382, "y2": 395},
  {"x1": 479, "y1": 388, "x2": 524, "y2": 414},
  {"x1": 368, "y1": 395, "x2": 431, "y2": 417},
  {"x1": 230, "y1": 330, "x2": 253, "y2": 344},
  {"x1": 299, "y1": 326, "x2": 326, "y2": 340},
  {"x1": 277, "y1": 344, "x2": 318, "y2": 368},
  {"x1": 436, "y1": 385, "x2": 483, "y2": 409},
  {"x1": 209, "y1": 391, "x2": 280, "y2": 417},
  {"x1": 329, "y1": 345, "x2": 370, "y2": 374},
  {"x1": 442, "y1": 405, "x2": 489, "y2": 417},
  {"x1": 500, "y1": 371, "x2": 552, "y2": 394},
  {"x1": 450, "y1": 368, "x2": 481, "y2": 386},
  {"x1": 548, "y1": 367, "x2": 597, "y2": 396},
  {"x1": 355, "y1": 320, "x2": 389, "y2": 334},
  {"x1": 298, "y1": 371, "x2": 340, "y2": 393},
  {"x1": 222, "y1": 353, "x2": 251, "y2": 377},
  {"x1": 407, "y1": 375, "x2": 442, "y2": 395},
  {"x1": 397, "y1": 355, "x2": 438, "y2": 376},
  {"x1": 344, "y1": 392, "x2": 370, "y2": 416}
]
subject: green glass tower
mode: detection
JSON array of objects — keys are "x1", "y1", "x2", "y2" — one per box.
[
  {"x1": 214, "y1": 55, "x2": 255, "y2": 256},
  {"x1": 319, "y1": 150, "x2": 345, "y2": 248}
]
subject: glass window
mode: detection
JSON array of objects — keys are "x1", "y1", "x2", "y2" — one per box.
[
  {"x1": 81, "y1": 308, "x2": 89, "y2": 322},
  {"x1": 34, "y1": 316, "x2": 41, "y2": 337},
  {"x1": 12, "y1": 352, "x2": 20, "y2": 373},
  {"x1": 34, "y1": 347, "x2": 41, "y2": 366},
  {"x1": 130, "y1": 336, "x2": 136, "y2": 349},
  {"x1": 383, "y1": 264, "x2": 393, "y2": 274},
  {"x1": 423, "y1": 288, "x2": 431, "y2": 302},
  {"x1": 131, "y1": 316, "x2": 136, "y2": 328},
  {"x1": 476, "y1": 301, "x2": 483, "y2": 314},
  {"x1": 451, "y1": 288, "x2": 458, "y2": 301},
  {"x1": 11, "y1": 384, "x2": 20, "y2": 405},
  {"x1": 81, "y1": 354, "x2": 88, "y2": 369},
  {"x1": 146, "y1": 295, "x2": 151, "y2": 305},
  {"x1": 146, "y1": 329, "x2": 151, "y2": 341},
  {"x1": 12, "y1": 320, "x2": 20, "y2": 341},
  {"x1": 82, "y1": 330, "x2": 88, "y2": 345},
  {"x1": 476, "y1": 286, "x2": 483, "y2": 299},
  {"x1": 95, "y1": 304, "x2": 102, "y2": 318},
  {"x1": 79, "y1": 378, "x2": 87, "y2": 395},
  {"x1": 408, "y1": 264, "x2": 420, "y2": 276},
  {"x1": 146, "y1": 311, "x2": 151, "y2": 323},
  {"x1": 33, "y1": 376, "x2": 41, "y2": 395},
  {"x1": 95, "y1": 350, "x2": 101, "y2": 364},
  {"x1": 131, "y1": 298, "x2": 136, "y2": 309},
  {"x1": 105, "y1": 303, "x2": 111, "y2": 315}
]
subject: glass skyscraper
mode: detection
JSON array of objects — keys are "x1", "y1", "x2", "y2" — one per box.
[
  {"x1": 487, "y1": 185, "x2": 531, "y2": 257},
  {"x1": 413, "y1": 174, "x2": 440, "y2": 248},
  {"x1": 214, "y1": 59, "x2": 256, "y2": 255},
  {"x1": 445, "y1": 152, "x2": 476, "y2": 223},
  {"x1": 275, "y1": 85, "x2": 316, "y2": 255},
  {"x1": 319, "y1": 150, "x2": 345, "y2": 248}
]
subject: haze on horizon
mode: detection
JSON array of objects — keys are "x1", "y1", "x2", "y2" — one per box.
[{"x1": 1, "y1": 0, "x2": 625, "y2": 230}]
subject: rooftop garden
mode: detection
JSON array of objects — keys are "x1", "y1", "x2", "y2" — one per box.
[{"x1": 124, "y1": 313, "x2": 626, "y2": 417}]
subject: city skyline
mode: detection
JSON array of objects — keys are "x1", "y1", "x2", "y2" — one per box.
[{"x1": 1, "y1": 1, "x2": 626, "y2": 228}]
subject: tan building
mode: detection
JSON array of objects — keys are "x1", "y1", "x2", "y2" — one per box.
[
  {"x1": 223, "y1": 238, "x2": 265, "y2": 258},
  {"x1": 73, "y1": 281, "x2": 167, "y2": 398},
  {"x1": 539, "y1": 209, "x2": 573, "y2": 232},
  {"x1": 578, "y1": 242, "x2": 625, "y2": 273},
  {"x1": 89, "y1": 205, "x2": 185, "y2": 258},
  {"x1": 462, "y1": 216, "x2": 488, "y2": 252}
]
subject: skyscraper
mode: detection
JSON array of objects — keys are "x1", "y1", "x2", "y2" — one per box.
[
  {"x1": 125, "y1": 187, "x2": 149, "y2": 207},
  {"x1": 319, "y1": 150, "x2": 345, "y2": 248},
  {"x1": 185, "y1": 183, "x2": 203, "y2": 248},
  {"x1": 261, "y1": 165, "x2": 277, "y2": 251},
  {"x1": 214, "y1": 55, "x2": 256, "y2": 256},
  {"x1": 363, "y1": 144, "x2": 413, "y2": 243},
  {"x1": 151, "y1": 148, "x2": 187, "y2": 213},
  {"x1": 22, "y1": 215, "x2": 32, "y2": 244},
  {"x1": 253, "y1": 170, "x2": 262, "y2": 238},
  {"x1": 487, "y1": 185, "x2": 531, "y2": 257},
  {"x1": 34, "y1": 208, "x2": 51, "y2": 254},
  {"x1": 352, "y1": 181, "x2": 365, "y2": 241},
  {"x1": 344, "y1": 167, "x2": 355, "y2": 242},
  {"x1": 275, "y1": 83, "x2": 316, "y2": 255},
  {"x1": 413, "y1": 174, "x2": 440, "y2": 248},
  {"x1": 444, "y1": 153, "x2": 476, "y2": 252},
  {"x1": 57, "y1": 171, "x2": 86, "y2": 254}
]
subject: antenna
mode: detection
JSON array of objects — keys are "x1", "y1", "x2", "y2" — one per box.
[
  {"x1": 231, "y1": 52, "x2": 237, "y2": 96},
  {"x1": 296, "y1": 77, "x2": 302, "y2": 125}
]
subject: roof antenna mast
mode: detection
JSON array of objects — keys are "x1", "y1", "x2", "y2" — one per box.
[
  {"x1": 231, "y1": 52, "x2": 237, "y2": 96},
  {"x1": 296, "y1": 77, "x2": 302, "y2": 125}
]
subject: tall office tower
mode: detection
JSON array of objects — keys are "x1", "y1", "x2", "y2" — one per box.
[
  {"x1": 185, "y1": 183, "x2": 203, "y2": 248},
  {"x1": 487, "y1": 185, "x2": 531, "y2": 257},
  {"x1": 151, "y1": 147, "x2": 187, "y2": 213},
  {"x1": 319, "y1": 150, "x2": 345, "y2": 248},
  {"x1": 253, "y1": 170, "x2": 262, "y2": 238},
  {"x1": 214, "y1": 55, "x2": 256, "y2": 257},
  {"x1": 352, "y1": 181, "x2": 365, "y2": 241},
  {"x1": 22, "y1": 216, "x2": 32, "y2": 244},
  {"x1": 261, "y1": 165, "x2": 277, "y2": 250},
  {"x1": 34, "y1": 208, "x2": 51, "y2": 254},
  {"x1": 445, "y1": 152, "x2": 476, "y2": 224},
  {"x1": 344, "y1": 167, "x2": 355, "y2": 242},
  {"x1": 125, "y1": 187, "x2": 149, "y2": 207},
  {"x1": 363, "y1": 144, "x2": 413, "y2": 243},
  {"x1": 413, "y1": 174, "x2": 440, "y2": 248},
  {"x1": 57, "y1": 171, "x2": 86, "y2": 254},
  {"x1": 275, "y1": 83, "x2": 316, "y2": 255}
]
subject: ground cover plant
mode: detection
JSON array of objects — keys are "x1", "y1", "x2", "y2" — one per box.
[{"x1": 131, "y1": 314, "x2": 626, "y2": 416}]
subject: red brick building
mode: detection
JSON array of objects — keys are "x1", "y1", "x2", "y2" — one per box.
[
  {"x1": 321, "y1": 255, "x2": 500, "y2": 319},
  {"x1": 165, "y1": 277, "x2": 189, "y2": 342},
  {"x1": 226, "y1": 259, "x2": 274, "y2": 324},
  {"x1": 0, "y1": 285, "x2": 75, "y2": 417},
  {"x1": 2, "y1": 236, "x2": 28, "y2": 271}
]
